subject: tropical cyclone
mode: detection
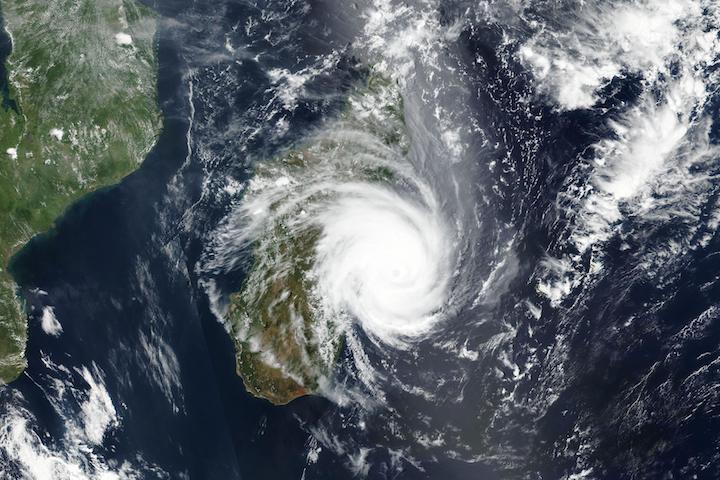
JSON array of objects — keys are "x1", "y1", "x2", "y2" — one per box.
[
  {"x1": 207, "y1": 74, "x2": 455, "y2": 405},
  {"x1": 0, "y1": 0, "x2": 161, "y2": 382}
]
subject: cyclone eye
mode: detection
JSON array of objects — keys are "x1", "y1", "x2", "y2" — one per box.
[{"x1": 312, "y1": 183, "x2": 452, "y2": 343}]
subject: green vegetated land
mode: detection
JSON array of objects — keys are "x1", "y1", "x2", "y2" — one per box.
[
  {"x1": 226, "y1": 73, "x2": 409, "y2": 404},
  {"x1": 0, "y1": 0, "x2": 161, "y2": 381}
]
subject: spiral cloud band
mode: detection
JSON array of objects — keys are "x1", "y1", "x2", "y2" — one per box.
[
  {"x1": 313, "y1": 182, "x2": 451, "y2": 342},
  {"x1": 202, "y1": 74, "x2": 459, "y2": 400}
]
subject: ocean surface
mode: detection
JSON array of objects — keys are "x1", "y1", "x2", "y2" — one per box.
[
  {"x1": 3, "y1": 1, "x2": 337, "y2": 477},
  {"x1": 2, "y1": 0, "x2": 720, "y2": 479}
]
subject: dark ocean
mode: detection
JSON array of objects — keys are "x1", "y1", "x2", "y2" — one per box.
[
  {"x1": 3, "y1": 0, "x2": 720, "y2": 479},
  {"x1": 2, "y1": 1, "x2": 342, "y2": 478}
]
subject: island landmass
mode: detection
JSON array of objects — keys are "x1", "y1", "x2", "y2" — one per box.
[{"x1": 225, "y1": 73, "x2": 409, "y2": 404}]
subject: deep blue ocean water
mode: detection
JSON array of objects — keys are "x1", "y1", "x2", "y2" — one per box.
[
  {"x1": 2, "y1": 1, "x2": 339, "y2": 477},
  {"x1": 2, "y1": 1, "x2": 720, "y2": 479}
]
